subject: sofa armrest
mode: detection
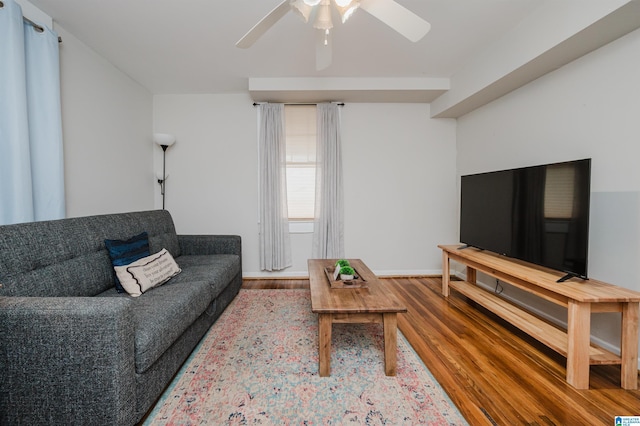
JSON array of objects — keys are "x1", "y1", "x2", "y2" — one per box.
[
  {"x1": 0, "y1": 296, "x2": 136, "y2": 426},
  {"x1": 178, "y1": 234, "x2": 241, "y2": 257}
]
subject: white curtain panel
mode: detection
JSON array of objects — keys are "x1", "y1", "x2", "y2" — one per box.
[
  {"x1": 0, "y1": 0, "x2": 65, "y2": 225},
  {"x1": 312, "y1": 103, "x2": 344, "y2": 259},
  {"x1": 258, "y1": 103, "x2": 292, "y2": 271}
]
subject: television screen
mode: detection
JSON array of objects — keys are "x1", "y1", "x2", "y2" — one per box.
[{"x1": 460, "y1": 159, "x2": 591, "y2": 281}]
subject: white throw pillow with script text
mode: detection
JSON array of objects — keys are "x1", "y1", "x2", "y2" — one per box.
[{"x1": 114, "y1": 248, "x2": 181, "y2": 297}]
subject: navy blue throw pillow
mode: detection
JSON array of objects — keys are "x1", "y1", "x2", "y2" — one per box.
[{"x1": 105, "y1": 232, "x2": 150, "y2": 293}]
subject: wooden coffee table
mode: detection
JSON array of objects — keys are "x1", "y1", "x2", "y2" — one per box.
[{"x1": 308, "y1": 259, "x2": 407, "y2": 376}]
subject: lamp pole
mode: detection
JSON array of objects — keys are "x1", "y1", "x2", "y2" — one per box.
[
  {"x1": 153, "y1": 133, "x2": 175, "y2": 210},
  {"x1": 160, "y1": 144, "x2": 168, "y2": 209}
]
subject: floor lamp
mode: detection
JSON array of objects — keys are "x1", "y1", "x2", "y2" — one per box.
[{"x1": 154, "y1": 133, "x2": 176, "y2": 209}]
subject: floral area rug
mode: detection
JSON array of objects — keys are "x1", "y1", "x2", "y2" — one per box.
[{"x1": 144, "y1": 289, "x2": 467, "y2": 425}]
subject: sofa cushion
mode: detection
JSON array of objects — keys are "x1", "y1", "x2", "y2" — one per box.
[
  {"x1": 115, "y1": 249, "x2": 181, "y2": 297},
  {"x1": 95, "y1": 253, "x2": 240, "y2": 374},
  {"x1": 98, "y1": 278, "x2": 215, "y2": 374},
  {"x1": 105, "y1": 232, "x2": 150, "y2": 293},
  {"x1": 170, "y1": 254, "x2": 240, "y2": 299},
  {"x1": 129, "y1": 255, "x2": 239, "y2": 373}
]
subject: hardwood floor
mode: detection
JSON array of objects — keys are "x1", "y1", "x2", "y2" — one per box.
[{"x1": 242, "y1": 277, "x2": 640, "y2": 425}]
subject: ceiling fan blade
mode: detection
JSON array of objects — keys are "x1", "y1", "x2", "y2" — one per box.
[
  {"x1": 316, "y1": 29, "x2": 332, "y2": 71},
  {"x1": 359, "y1": 0, "x2": 431, "y2": 42},
  {"x1": 236, "y1": 0, "x2": 291, "y2": 48}
]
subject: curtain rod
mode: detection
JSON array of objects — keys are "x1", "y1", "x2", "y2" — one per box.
[
  {"x1": 23, "y1": 16, "x2": 62, "y2": 43},
  {"x1": 253, "y1": 102, "x2": 344, "y2": 106},
  {"x1": 0, "y1": 1, "x2": 62, "y2": 43}
]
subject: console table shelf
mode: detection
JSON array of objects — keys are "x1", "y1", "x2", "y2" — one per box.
[
  {"x1": 449, "y1": 280, "x2": 620, "y2": 365},
  {"x1": 439, "y1": 244, "x2": 640, "y2": 390}
]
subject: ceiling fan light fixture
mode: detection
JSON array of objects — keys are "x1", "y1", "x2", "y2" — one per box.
[
  {"x1": 334, "y1": 0, "x2": 353, "y2": 6},
  {"x1": 336, "y1": 1, "x2": 359, "y2": 23},
  {"x1": 303, "y1": 0, "x2": 321, "y2": 6},
  {"x1": 313, "y1": 3, "x2": 333, "y2": 30},
  {"x1": 291, "y1": 0, "x2": 313, "y2": 23}
]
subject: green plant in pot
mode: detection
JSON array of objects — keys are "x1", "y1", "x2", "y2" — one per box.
[
  {"x1": 336, "y1": 259, "x2": 350, "y2": 268},
  {"x1": 339, "y1": 266, "x2": 355, "y2": 281}
]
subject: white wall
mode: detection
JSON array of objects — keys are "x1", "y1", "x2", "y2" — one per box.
[
  {"x1": 456, "y1": 28, "x2": 640, "y2": 359},
  {"x1": 342, "y1": 104, "x2": 457, "y2": 274},
  {"x1": 153, "y1": 96, "x2": 457, "y2": 276},
  {"x1": 152, "y1": 93, "x2": 260, "y2": 270},
  {"x1": 56, "y1": 25, "x2": 154, "y2": 217}
]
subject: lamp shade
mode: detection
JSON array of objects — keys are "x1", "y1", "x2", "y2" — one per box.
[{"x1": 153, "y1": 133, "x2": 176, "y2": 147}]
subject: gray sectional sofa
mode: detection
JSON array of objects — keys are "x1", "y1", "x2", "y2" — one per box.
[{"x1": 0, "y1": 210, "x2": 242, "y2": 425}]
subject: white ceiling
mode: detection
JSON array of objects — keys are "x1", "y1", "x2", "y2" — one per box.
[
  {"x1": 22, "y1": 0, "x2": 640, "y2": 111},
  {"x1": 26, "y1": 0, "x2": 542, "y2": 95}
]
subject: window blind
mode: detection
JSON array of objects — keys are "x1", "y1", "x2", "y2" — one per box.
[{"x1": 285, "y1": 105, "x2": 317, "y2": 220}]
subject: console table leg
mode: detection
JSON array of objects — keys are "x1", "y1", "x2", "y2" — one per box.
[
  {"x1": 318, "y1": 314, "x2": 332, "y2": 377},
  {"x1": 383, "y1": 313, "x2": 398, "y2": 376},
  {"x1": 566, "y1": 301, "x2": 591, "y2": 389},
  {"x1": 467, "y1": 266, "x2": 477, "y2": 285},
  {"x1": 621, "y1": 302, "x2": 639, "y2": 390},
  {"x1": 442, "y1": 251, "x2": 450, "y2": 297}
]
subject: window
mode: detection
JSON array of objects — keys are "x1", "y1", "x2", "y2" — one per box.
[{"x1": 284, "y1": 105, "x2": 316, "y2": 220}]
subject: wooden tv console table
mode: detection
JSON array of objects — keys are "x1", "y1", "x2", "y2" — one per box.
[{"x1": 439, "y1": 244, "x2": 640, "y2": 390}]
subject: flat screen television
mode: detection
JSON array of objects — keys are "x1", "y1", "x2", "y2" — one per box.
[{"x1": 459, "y1": 159, "x2": 591, "y2": 282}]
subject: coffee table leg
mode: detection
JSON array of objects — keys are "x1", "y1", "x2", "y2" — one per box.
[
  {"x1": 319, "y1": 313, "x2": 332, "y2": 377},
  {"x1": 383, "y1": 313, "x2": 398, "y2": 376}
]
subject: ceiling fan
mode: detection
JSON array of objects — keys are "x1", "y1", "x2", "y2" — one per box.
[{"x1": 236, "y1": 0, "x2": 431, "y2": 71}]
